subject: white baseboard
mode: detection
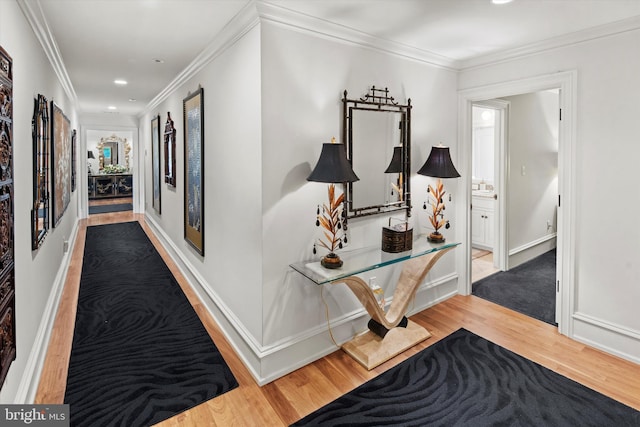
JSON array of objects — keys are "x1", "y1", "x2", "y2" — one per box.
[
  {"x1": 508, "y1": 233, "x2": 556, "y2": 268},
  {"x1": 144, "y1": 213, "x2": 459, "y2": 385},
  {"x1": 14, "y1": 220, "x2": 80, "y2": 404},
  {"x1": 572, "y1": 312, "x2": 640, "y2": 364}
]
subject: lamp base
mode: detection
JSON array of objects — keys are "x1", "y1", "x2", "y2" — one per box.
[
  {"x1": 321, "y1": 253, "x2": 343, "y2": 269},
  {"x1": 427, "y1": 232, "x2": 445, "y2": 243}
]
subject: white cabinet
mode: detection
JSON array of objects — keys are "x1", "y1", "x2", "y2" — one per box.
[{"x1": 472, "y1": 195, "x2": 494, "y2": 250}]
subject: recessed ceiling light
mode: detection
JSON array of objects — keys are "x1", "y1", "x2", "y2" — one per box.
[
  {"x1": 492, "y1": 0, "x2": 513, "y2": 4},
  {"x1": 114, "y1": 79, "x2": 127, "y2": 85},
  {"x1": 153, "y1": 58, "x2": 164, "y2": 64},
  {"x1": 107, "y1": 106, "x2": 117, "y2": 110},
  {"x1": 128, "y1": 98, "x2": 137, "y2": 102}
]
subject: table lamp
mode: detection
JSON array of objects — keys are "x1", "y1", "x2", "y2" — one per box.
[
  {"x1": 417, "y1": 143, "x2": 460, "y2": 243},
  {"x1": 307, "y1": 137, "x2": 359, "y2": 268}
]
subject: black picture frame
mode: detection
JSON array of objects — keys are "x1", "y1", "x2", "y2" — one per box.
[
  {"x1": 31, "y1": 94, "x2": 50, "y2": 250},
  {"x1": 164, "y1": 112, "x2": 176, "y2": 187},
  {"x1": 71, "y1": 129, "x2": 77, "y2": 192},
  {"x1": 183, "y1": 88, "x2": 204, "y2": 255}
]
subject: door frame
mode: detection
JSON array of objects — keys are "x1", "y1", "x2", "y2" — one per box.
[
  {"x1": 456, "y1": 70, "x2": 577, "y2": 335},
  {"x1": 79, "y1": 125, "x2": 141, "y2": 218}
]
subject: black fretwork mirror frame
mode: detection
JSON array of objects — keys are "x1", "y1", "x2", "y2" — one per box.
[
  {"x1": 164, "y1": 112, "x2": 176, "y2": 187},
  {"x1": 343, "y1": 86, "x2": 412, "y2": 219},
  {"x1": 31, "y1": 94, "x2": 50, "y2": 250}
]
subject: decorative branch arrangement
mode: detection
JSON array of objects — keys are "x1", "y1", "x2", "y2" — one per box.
[
  {"x1": 391, "y1": 174, "x2": 403, "y2": 201},
  {"x1": 423, "y1": 179, "x2": 450, "y2": 242},
  {"x1": 313, "y1": 184, "x2": 348, "y2": 268}
]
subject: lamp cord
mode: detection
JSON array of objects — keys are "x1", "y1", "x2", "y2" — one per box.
[{"x1": 321, "y1": 286, "x2": 340, "y2": 348}]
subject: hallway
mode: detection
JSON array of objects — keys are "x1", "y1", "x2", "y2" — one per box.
[{"x1": 34, "y1": 213, "x2": 640, "y2": 425}]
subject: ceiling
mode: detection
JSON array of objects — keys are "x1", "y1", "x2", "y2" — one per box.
[{"x1": 24, "y1": 0, "x2": 640, "y2": 117}]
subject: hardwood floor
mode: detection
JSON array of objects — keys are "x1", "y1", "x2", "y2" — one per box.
[
  {"x1": 35, "y1": 213, "x2": 640, "y2": 425},
  {"x1": 472, "y1": 248, "x2": 499, "y2": 282}
]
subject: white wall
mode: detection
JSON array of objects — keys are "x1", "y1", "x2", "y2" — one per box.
[
  {"x1": 0, "y1": 0, "x2": 79, "y2": 402},
  {"x1": 459, "y1": 28, "x2": 640, "y2": 362},
  {"x1": 142, "y1": 22, "x2": 264, "y2": 358},
  {"x1": 258, "y1": 21, "x2": 460, "y2": 380},
  {"x1": 502, "y1": 91, "x2": 558, "y2": 264}
]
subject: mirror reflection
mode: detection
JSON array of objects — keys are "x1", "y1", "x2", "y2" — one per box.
[
  {"x1": 343, "y1": 87, "x2": 412, "y2": 219},
  {"x1": 351, "y1": 110, "x2": 403, "y2": 209}
]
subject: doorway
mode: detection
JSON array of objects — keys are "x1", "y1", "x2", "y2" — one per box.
[
  {"x1": 81, "y1": 126, "x2": 140, "y2": 218},
  {"x1": 458, "y1": 71, "x2": 577, "y2": 335},
  {"x1": 470, "y1": 101, "x2": 508, "y2": 283},
  {"x1": 470, "y1": 91, "x2": 559, "y2": 324}
]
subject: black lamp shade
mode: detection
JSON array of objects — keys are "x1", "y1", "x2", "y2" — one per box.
[
  {"x1": 384, "y1": 146, "x2": 403, "y2": 173},
  {"x1": 417, "y1": 145, "x2": 460, "y2": 178},
  {"x1": 88, "y1": 150, "x2": 95, "y2": 159},
  {"x1": 307, "y1": 143, "x2": 359, "y2": 183}
]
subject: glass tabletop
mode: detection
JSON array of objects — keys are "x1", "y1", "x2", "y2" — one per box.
[{"x1": 290, "y1": 238, "x2": 460, "y2": 285}]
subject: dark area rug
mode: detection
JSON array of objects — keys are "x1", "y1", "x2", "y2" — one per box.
[
  {"x1": 64, "y1": 222, "x2": 238, "y2": 426},
  {"x1": 88, "y1": 203, "x2": 132, "y2": 215},
  {"x1": 293, "y1": 328, "x2": 639, "y2": 426},
  {"x1": 473, "y1": 249, "x2": 556, "y2": 325}
]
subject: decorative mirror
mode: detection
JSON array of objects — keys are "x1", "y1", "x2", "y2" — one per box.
[
  {"x1": 96, "y1": 134, "x2": 131, "y2": 172},
  {"x1": 343, "y1": 86, "x2": 412, "y2": 218},
  {"x1": 164, "y1": 112, "x2": 176, "y2": 187},
  {"x1": 31, "y1": 94, "x2": 49, "y2": 250}
]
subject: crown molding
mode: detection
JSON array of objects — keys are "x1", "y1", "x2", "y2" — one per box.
[
  {"x1": 140, "y1": 1, "x2": 260, "y2": 118},
  {"x1": 17, "y1": 0, "x2": 78, "y2": 108},
  {"x1": 254, "y1": 1, "x2": 460, "y2": 71},
  {"x1": 460, "y1": 14, "x2": 640, "y2": 71}
]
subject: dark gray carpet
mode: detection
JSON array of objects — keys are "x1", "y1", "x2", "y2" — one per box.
[
  {"x1": 88, "y1": 203, "x2": 132, "y2": 215},
  {"x1": 293, "y1": 328, "x2": 639, "y2": 426},
  {"x1": 473, "y1": 249, "x2": 557, "y2": 325},
  {"x1": 64, "y1": 222, "x2": 238, "y2": 426}
]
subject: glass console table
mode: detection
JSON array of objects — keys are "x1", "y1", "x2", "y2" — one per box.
[{"x1": 290, "y1": 238, "x2": 459, "y2": 370}]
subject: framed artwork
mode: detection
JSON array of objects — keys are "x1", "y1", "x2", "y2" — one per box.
[
  {"x1": 183, "y1": 88, "x2": 204, "y2": 255},
  {"x1": 71, "y1": 129, "x2": 76, "y2": 192},
  {"x1": 0, "y1": 44, "x2": 16, "y2": 388},
  {"x1": 164, "y1": 112, "x2": 176, "y2": 187},
  {"x1": 151, "y1": 115, "x2": 161, "y2": 214},
  {"x1": 31, "y1": 94, "x2": 50, "y2": 250},
  {"x1": 50, "y1": 101, "x2": 71, "y2": 227}
]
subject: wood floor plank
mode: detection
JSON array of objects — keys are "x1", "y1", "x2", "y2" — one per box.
[{"x1": 35, "y1": 212, "x2": 640, "y2": 425}]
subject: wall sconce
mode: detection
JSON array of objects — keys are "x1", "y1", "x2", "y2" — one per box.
[
  {"x1": 384, "y1": 145, "x2": 403, "y2": 201},
  {"x1": 307, "y1": 137, "x2": 359, "y2": 269},
  {"x1": 417, "y1": 144, "x2": 460, "y2": 243}
]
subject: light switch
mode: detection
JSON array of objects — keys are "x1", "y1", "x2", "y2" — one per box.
[{"x1": 521, "y1": 165, "x2": 526, "y2": 176}]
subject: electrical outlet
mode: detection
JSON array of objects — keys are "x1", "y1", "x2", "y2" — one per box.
[
  {"x1": 547, "y1": 220, "x2": 552, "y2": 231},
  {"x1": 63, "y1": 239, "x2": 69, "y2": 253},
  {"x1": 369, "y1": 277, "x2": 377, "y2": 287}
]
